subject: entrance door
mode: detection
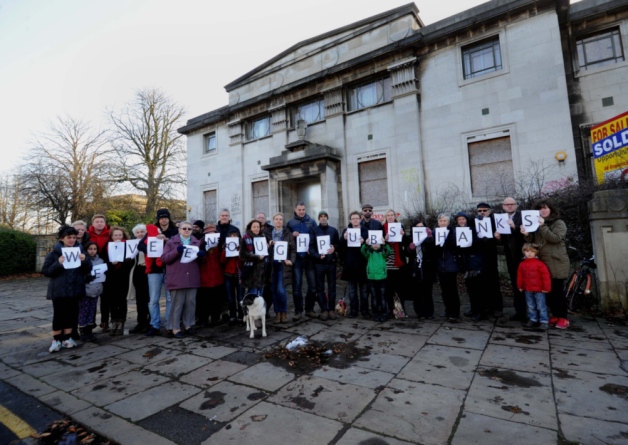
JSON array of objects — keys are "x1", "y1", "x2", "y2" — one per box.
[{"x1": 297, "y1": 180, "x2": 321, "y2": 218}]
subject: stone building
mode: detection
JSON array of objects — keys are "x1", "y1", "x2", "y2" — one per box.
[{"x1": 179, "y1": 0, "x2": 628, "y2": 229}]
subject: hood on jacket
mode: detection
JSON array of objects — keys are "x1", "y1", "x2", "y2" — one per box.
[{"x1": 455, "y1": 212, "x2": 472, "y2": 227}]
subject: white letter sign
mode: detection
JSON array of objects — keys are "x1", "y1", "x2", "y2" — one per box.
[
  {"x1": 521, "y1": 210, "x2": 541, "y2": 232},
  {"x1": 61, "y1": 247, "x2": 81, "y2": 269},
  {"x1": 180, "y1": 245, "x2": 199, "y2": 263},
  {"x1": 412, "y1": 227, "x2": 428, "y2": 246},
  {"x1": 274, "y1": 241, "x2": 288, "y2": 261},
  {"x1": 125, "y1": 239, "x2": 140, "y2": 259},
  {"x1": 225, "y1": 238, "x2": 240, "y2": 258},
  {"x1": 147, "y1": 237, "x2": 163, "y2": 258},
  {"x1": 253, "y1": 237, "x2": 268, "y2": 256},
  {"x1": 388, "y1": 223, "x2": 402, "y2": 242},
  {"x1": 456, "y1": 227, "x2": 472, "y2": 248},
  {"x1": 368, "y1": 230, "x2": 384, "y2": 245},
  {"x1": 108, "y1": 242, "x2": 125, "y2": 263},
  {"x1": 91, "y1": 263, "x2": 107, "y2": 283},
  {"x1": 494, "y1": 213, "x2": 512, "y2": 235},
  {"x1": 317, "y1": 235, "x2": 331, "y2": 255},
  {"x1": 296, "y1": 234, "x2": 310, "y2": 253},
  {"x1": 347, "y1": 228, "x2": 361, "y2": 247},
  {"x1": 475, "y1": 218, "x2": 493, "y2": 239},
  {"x1": 204, "y1": 233, "x2": 219, "y2": 250},
  {"x1": 434, "y1": 228, "x2": 449, "y2": 247}
]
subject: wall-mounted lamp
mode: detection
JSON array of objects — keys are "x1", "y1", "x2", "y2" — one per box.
[
  {"x1": 296, "y1": 119, "x2": 307, "y2": 140},
  {"x1": 555, "y1": 151, "x2": 567, "y2": 163}
]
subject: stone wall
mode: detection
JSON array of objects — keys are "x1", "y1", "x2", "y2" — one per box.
[{"x1": 588, "y1": 189, "x2": 628, "y2": 311}]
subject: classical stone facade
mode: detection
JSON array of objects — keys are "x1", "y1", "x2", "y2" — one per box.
[{"x1": 180, "y1": 0, "x2": 628, "y2": 230}]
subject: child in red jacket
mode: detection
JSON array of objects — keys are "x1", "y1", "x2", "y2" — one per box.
[{"x1": 517, "y1": 243, "x2": 551, "y2": 329}]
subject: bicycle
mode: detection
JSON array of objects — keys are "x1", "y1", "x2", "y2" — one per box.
[{"x1": 565, "y1": 255, "x2": 596, "y2": 313}]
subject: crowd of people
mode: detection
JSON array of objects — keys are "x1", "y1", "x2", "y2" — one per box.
[{"x1": 42, "y1": 197, "x2": 572, "y2": 353}]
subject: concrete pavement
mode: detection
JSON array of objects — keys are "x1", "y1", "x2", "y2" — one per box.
[{"x1": 0, "y1": 277, "x2": 627, "y2": 445}]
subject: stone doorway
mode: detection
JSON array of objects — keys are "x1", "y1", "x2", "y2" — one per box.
[{"x1": 280, "y1": 178, "x2": 321, "y2": 220}]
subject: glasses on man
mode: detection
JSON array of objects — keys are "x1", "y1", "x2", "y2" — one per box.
[
  {"x1": 180, "y1": 227, "x2": 193, "y2": 231},
  {"x1": 363, "y1": 210, "x2": 372, "y2": 213},
  {"x1": 477, "y1": 209, "x2": 489, "y2": 213}
]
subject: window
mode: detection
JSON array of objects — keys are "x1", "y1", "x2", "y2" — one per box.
[
  {"x1": 204, "y1": 132, "x2": 216, "y2": 154},
  {"x1": 348, "y1": 78, "x2": 392, "y2": 111},
  {"x1": 291, "y1": 99, "x2": 325, "y2": 126},
  {"x1": 358, "y1": 158, "x2": 388, "y2": 206},
  {"x1": 203, "y1": 190, "x2": 217, "y2": 222},
  {"x1": 246, "y1": 116, "x2": 271, "y2": 140},
  {"x1": 576, "y1": 28, "x2": 624, "y2": 71},
  {"x1": 462, "y1": 37, "x2": 502, "y2": 79},
  {"x1": 468, "y1": 136, "x2": 515, "y2": 197},
  {"x1": 252, "y1": 180, "x2": 269, "y2": 217}
]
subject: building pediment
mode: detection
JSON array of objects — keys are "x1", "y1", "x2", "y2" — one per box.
[{"x1": 225, "y1": 3, "x2": 422, "y2": 106}]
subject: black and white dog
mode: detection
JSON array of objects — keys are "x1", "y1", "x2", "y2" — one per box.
[{"x1": 240, "y1": 293, "x2": 267, "y2": 338}]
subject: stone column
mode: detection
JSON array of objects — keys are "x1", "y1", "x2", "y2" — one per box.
[{"x1": 588, "y1": 189, "x2": 628, "y2": 311}]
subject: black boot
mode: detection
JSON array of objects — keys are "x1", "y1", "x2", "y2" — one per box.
[
  {"x1": 85, "y1": 326, "x2": 97, "y2": 342},
  {"x1": 79, "y1": 327, "x2": 89, "y2": 342}
]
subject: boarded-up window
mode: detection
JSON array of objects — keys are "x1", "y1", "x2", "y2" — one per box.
[
  {"x1": 359, "y1": 159, "x2": 388, "y2": 206},
  {"x1": 203, "y1": 190, "x2": 217, "y2": 223},
  {"x1": 252, "y1": 180, "x2": 269, "y2": 216},
  {"x1": 468, "y1": 137, "x2": 515, "y2": 197}
]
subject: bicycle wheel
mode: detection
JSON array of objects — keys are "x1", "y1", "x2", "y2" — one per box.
[{"x1": 567, "y1": 273, "x2": 593, "y2": 313}]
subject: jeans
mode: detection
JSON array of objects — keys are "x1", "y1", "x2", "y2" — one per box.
[
  {"x1": 347, "y1": 280, "x2": 368, "y2": 315},
  {"x1": 247, "y1": 287, "x2": 263, "y2": 297},
  {"x1": 225, "y1": 274, "x2": 243, "y2": 320},
  {"x1": 315, "y1": 262, "x2": 337, "y2": 312},
  {"x1": 525, "y1": 291, "x2": 549, "y2": 324},
  {"x1": 148, "y1": 272, "x2": 171, "y2": 329},
  {"x1": 292, "y1": 255, "x2": 317, "y2": 314},
  {"x1": 271, "y1": 263, "x2": 287, "y2": 313},
  {"x1": 369, "y1": 279, "x2": 387, "y2": 316}
]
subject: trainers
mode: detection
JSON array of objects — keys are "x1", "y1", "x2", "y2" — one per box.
[
  {"x1": 293, "y1": 313, "x2": 302, "y2": 321},
  {"x1": 319, "y1": 311, "x2": 329, "y2": 321},
  {"x1": 549, "y1": 317, "x2": 559, "y2": 326},
  {"x1": 539, "y1": 323, "x2": 549, "y2": 330},
  {"x1": 49, "y1": 340, "x2": 62, "y2": 353},
  {"x1": 62, "y1": 338, "x2": 77, "y2": 349},
  {"x1": 555, "y1": 318, "x2": 570, "y2": 330},
  {"x1": 306, "y1": 311, "x2": 318, "y2": 319}
]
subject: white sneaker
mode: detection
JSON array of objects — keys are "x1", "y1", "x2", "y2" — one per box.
[
  {"x1": 49, "y1": 340, "x2": 62, "y2": 353},
  {"x1": 62, "y1": 338, "x2": 77, "y2": 349}
]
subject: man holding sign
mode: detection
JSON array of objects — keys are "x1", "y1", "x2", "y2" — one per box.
[
  {"x1": 309, "y1": 210, "x2": 340, "y2": 321},
  {"x1": 286, "y1": 202, "x2": 318, "y2": 320},
  {"x1": 42, "y1": 226, "x2": 92, "y2": 353},
  {"x1": 339, "y1": 211, "x2": 368, "y2": 318}
]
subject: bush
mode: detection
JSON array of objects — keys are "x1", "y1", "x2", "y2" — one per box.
[{"x1": 0, "y1": 228, "x2": 36, "y2": 275}]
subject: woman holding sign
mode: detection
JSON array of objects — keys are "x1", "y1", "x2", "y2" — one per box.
[
  {"x1": 102, "y1": 226, "x2": 135, "y2": 336},
  {"x1": 521, "y1": 200, "x2": 570, "y2": 329},
  {"x1": 162, "y1": 221, "x2": 204, "y2": 338},
  {"x1": 240, "y1": 219, "x2": 269, "y2": 297},
  {"x1": 340, "y1": 211, "x2": 369, "y2": 318},
  {"x1": 265, "y1": 213, "x2": 296, "y2": 323},
  {"x1": 383, "y1": 209, "x2": 408, "y2": 317},
  {"x1": 42, "y1": 226, "x2": 92, "y2": 352}
]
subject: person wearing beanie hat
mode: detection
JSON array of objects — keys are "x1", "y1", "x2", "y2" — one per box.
[
  {"x1": 318, "y1": 210, "x2": 329, "y2": 218},
  {"x1": 155, "y1": 208, "x2": 178, "y2": 239},
  {"x1": 192, "y1": 220, "x2": 205, "y2": 240}
]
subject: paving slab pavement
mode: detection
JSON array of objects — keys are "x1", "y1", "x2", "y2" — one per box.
[{"x1": 1, "y1": 276, "x2": 627, "y2": 445}]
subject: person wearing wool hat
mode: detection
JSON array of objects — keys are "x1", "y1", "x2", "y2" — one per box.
[
  {"x1": 155, "y1": 208, "x2": 178, "y2": 239},
  {"x1": 309, "y1": 210, "x2": 340, "y2": 320},
  {"x1": 192, "y1": 220, "x2": 205, "y2": 240}
]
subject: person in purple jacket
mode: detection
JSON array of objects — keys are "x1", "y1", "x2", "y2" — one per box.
[{"x1": 161, "y1": 221, "x2": 205, "y2": 338}]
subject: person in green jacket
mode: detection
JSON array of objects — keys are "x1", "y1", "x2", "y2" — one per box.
[{"x1": 361, "y1": 241, "x2": 392, "y2": 322}]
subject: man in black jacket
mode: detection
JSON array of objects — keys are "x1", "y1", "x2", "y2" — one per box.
[{"x1": 309, "y1": 210, "x2": 340, "y2": 321}]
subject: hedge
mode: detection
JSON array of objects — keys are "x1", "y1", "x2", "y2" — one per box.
[{"x1": 0, "y1": 228, "x2": 36, "y2": 276}]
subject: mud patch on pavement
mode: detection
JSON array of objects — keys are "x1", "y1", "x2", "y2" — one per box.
[
  {"x1": 452, "y1": 337, "x2": 466, "y2": 343},
  {"x1": 449, "y1": 356, "x2": 469, "y2": 367},
  {"x1": 142, "y1": 347, "x2": 163, "y2": 358},
  {"x1": 291, "y1": 396, "x2": 315, "y2": 409},
  {"x1": 553, "y1": 368, "x2": 576, "y2": 379},
  {"x1": 497, "y1": 332, "x2": 543, "y2": 345},
  {"x1": 502, "y1": 405, "x2": 530, "y2": 415},
  {"x1": 600, "y1": 383, "x2": 628, "y2": 400},
  {"x1": 200, "y1": 390, "x2": 227, "y2": 410},
  {"x1": 247, "y1": 392, "x2": 266, "y2": 401},
  {"x1": 479, "y1": 368, "x2": 542, "y2": 388},
  {"x1": 87, "y1": 363, "x2": 107, "y2": 373},
  {"x1": 264, "y1": 339, "x2": 370, "y2": 375}
]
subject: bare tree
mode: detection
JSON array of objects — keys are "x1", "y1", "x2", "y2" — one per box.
[
  {"x1": 0, "y1": 174, "x2": 31, "y2": 230},
  {"x1": 108, "y1": 88, "x2": 186, "y2": 217},
  {"x1": 20, "y1": 115, "x2": 112, "y2": 225}
]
